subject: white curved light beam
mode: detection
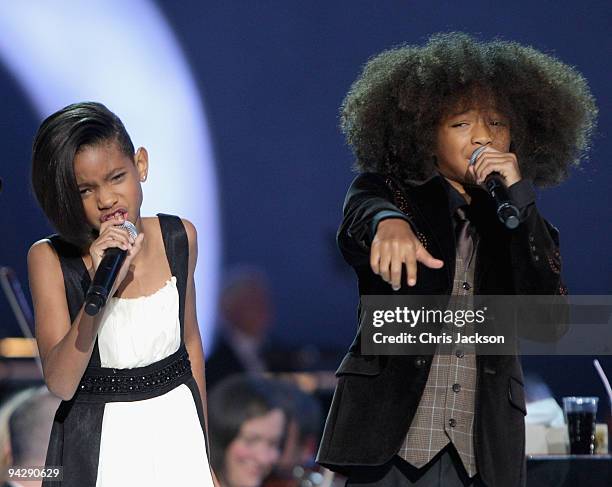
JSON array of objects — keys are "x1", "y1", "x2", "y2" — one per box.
[{"x1": 0, "y1": 0, "x2": 219, "y2": 351}]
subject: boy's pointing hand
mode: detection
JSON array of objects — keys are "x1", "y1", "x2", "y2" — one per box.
[{"x1": 370, "y1": 219, "x2": 444, "y2": 291}]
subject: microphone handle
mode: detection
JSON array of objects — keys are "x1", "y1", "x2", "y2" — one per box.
[
  {"x1": 483, "y1": 173, "x2": 520, "y2": 230},
  {"x1": 84, "y1": 247, "x2": 127, "y2": 316}
]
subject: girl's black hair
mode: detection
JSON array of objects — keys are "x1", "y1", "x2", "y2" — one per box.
[
  {"x1": 341, "y1": 32, "x2": 598, "y2": 186},
  {"x1": 208, "y1": 374, "x2": 286, "y2": 479},
  {"x1": 31, "y1": 102, "x2": 135, "y2": 250}
]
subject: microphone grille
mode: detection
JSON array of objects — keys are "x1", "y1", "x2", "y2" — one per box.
[
  {"x1": 119, "y1": 221, "x2": 138, "y2": 239},
  {"x1": 469, "y1": 146, "x2": 487, "y2": 166}
]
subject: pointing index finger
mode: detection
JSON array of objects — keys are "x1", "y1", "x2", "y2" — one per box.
[{"x1": 416, "y1": 247, "x2": 444, "y2": 269}]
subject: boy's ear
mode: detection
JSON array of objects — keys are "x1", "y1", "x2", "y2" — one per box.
[{"x1": 134, "y1": 147, "x2": 149, "y2": 182}]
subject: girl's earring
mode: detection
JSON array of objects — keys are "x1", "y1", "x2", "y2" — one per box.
[{"x1": 141, "y1": 176, "x2": 147, "y2": 182}]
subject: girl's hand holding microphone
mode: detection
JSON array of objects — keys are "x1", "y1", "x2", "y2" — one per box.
[{"x1": 89, "y1": 212, "x2": 145, "y2": 299}]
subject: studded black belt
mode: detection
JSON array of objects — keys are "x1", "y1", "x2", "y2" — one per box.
[{"x1": 73, "y1": 345, "x2": 193, "y2": 404}]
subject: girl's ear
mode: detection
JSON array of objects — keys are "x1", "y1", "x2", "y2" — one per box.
[{"x1": 134, "y1": 147, "x2": 149, "y2": 182}]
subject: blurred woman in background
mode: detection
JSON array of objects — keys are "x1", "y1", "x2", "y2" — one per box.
[{"x1": 209, "y1": 375, "x2": 286, "y2": 487}]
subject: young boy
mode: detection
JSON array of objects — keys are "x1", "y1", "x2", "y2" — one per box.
[{"x1": 316, "y1": 33, "x2": 597, "y2": 487}]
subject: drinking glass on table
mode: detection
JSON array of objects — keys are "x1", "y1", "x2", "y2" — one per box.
[{"x1": 563, "y1": 397, "x2": 598, "y2": 454}]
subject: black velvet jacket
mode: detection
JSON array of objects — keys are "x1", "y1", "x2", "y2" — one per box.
[{"x1": 316, "y1": 172, "x2": 567, "y2": 487}]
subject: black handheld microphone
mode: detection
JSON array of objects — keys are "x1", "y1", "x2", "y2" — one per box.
[
  {"x1": 84, "y1": 221, "x2": 138, "y2": 316},
  {"x1": 469, "y1": 147, "x2": 520, "y2": 230}
]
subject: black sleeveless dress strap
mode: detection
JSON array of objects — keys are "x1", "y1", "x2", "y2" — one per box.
[
  {"x1": 42, "y1": 214, "x2": 207, "y2": 487},
  {"x1": 157, "y1": 213, "x2": 189, "y2": 341}
]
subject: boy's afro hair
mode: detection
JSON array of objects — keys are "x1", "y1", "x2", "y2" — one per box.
[{"x1": 341, "y1": 32, "x2": 598, "y2": 187}]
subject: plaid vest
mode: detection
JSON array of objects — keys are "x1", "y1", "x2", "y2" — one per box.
[{"x1": 398, "y1": 206, "x2": 478, "y2": 478}]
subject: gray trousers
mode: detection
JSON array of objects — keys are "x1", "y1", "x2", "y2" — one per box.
[{"x1": 344, "y1": 445, "x2": 486, "y2": 487}]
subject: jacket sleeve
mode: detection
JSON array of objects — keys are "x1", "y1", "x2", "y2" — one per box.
[
  {"x1": 507, "y1": 180, "x2": 567, "y2": 296},
  {"x1": 507, "y1": 180, "x2": 569, "y2": 342},
  {"x1": 337, "y1": 173, "x2": 418, "y2": 268}
]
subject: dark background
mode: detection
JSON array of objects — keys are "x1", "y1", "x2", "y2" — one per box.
[{"x1": 1, "y1": 0, "x2": 610, "y2": 410}]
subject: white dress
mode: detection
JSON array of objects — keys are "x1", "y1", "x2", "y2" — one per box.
[{"x1": 93, "y1": 276, "x2": 214, "y2": 487}]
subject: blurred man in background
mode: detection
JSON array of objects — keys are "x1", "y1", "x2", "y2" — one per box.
[
  {"x1": 206, "y1": 267, "x2": 276, "y2": 388},
  {"x1": 1, "y1": 387, "x2": 59, "y2": 487}
]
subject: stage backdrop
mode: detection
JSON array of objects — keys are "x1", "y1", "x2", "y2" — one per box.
[{"x1": 0, "y1": 0, "x2": 609, "y2": 403}]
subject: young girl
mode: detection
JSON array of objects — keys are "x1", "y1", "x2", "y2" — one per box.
[
  {"x1": 28, "y1": 102, "x2": 217, "y2": 487},
  {"x1": 316, "y1": 33, "x2": 597, "y2": 487}
]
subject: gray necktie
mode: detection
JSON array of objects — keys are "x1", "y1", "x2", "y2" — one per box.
[{"x1": 455, "y1": 206, "x2": 474, "y2": 266}]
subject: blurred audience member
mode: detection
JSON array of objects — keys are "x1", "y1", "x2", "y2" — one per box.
[
  {"x1": 524, "y1": 373, "x2": 565, "y2": 428},
  {"x1": 0, "y1": 394, "x2": 17, "y2": 483},
  {"x1": 274, "y1": 381, "x2": 323, "y2": 471},
  {"x1": 206, "y1": 267, "x2": 275, "y2": 388},
  {"x1": 209, "y1": 374, "x2": 286, "y2": 487},
  {"x1": 1, "y1": 387, "x2": 59, "y2": 487}
]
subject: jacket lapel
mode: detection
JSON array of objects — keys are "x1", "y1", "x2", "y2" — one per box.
[{"x1": 406, "y1": 176, "x2": 456, "y2": 289}]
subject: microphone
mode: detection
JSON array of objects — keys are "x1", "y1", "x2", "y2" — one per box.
[
  {"x1": 84, "y1": 221, "x2": 138, "y2": 316},
  {"x1": 469, "y1": 147, "x2": 520, "y2": 230}
]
